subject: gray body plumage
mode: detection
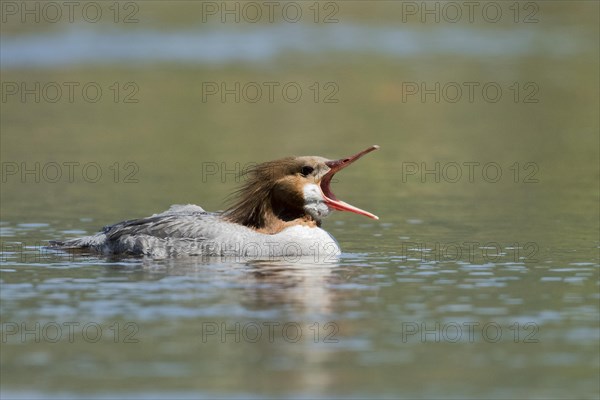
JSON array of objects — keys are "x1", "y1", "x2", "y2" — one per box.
[{"x1": 51, "y1": 205, "x2": 341, "y2": 260}]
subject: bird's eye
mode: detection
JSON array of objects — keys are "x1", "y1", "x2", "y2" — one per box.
[{"x1": 300, "y1": 166, "x2": 314, "y2": 176}]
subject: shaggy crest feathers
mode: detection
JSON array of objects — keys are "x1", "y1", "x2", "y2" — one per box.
[{"x1": 224, "y1": 157, "x2": 304, "y2": 229}]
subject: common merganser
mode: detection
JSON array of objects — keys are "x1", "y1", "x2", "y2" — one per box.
[{"x1": 50, "y1": 145, "x2": 380, "y2": 259}]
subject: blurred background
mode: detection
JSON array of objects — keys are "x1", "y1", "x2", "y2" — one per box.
[{"x1": 1, "y1": 1, "x2": 599, "y2": 399}]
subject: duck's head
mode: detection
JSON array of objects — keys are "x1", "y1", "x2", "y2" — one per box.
[{"x1": 225, "y1": 145, "x2": 379, "y2": 233}]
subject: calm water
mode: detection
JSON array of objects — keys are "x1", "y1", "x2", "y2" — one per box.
[
  {"x1": 1, "y1": 178, "x2": 598, "y2": 398},
  {"x1": 1, "y1": 2, "x2": 599, "y2": 398},
  {"x1": 1, "y1": 24, "x2": 587, "y2": 68}
]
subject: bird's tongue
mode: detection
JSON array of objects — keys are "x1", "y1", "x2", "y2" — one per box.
[{"x1": 320, "y1": 145, "x2": 379, "y2": 220}]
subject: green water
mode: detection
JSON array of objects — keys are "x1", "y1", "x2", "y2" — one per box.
[{"x1": 1, "y1": 2, "x2": 599, "y2": 398}]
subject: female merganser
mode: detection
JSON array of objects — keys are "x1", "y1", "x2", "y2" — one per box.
[{"x1": 51, "y1": 145, "x2": 380, "y2": 259}]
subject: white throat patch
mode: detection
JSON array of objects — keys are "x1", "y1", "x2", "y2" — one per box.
[{"x1": 303, "y1": 183, "x2": 332, "y2": 221}]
